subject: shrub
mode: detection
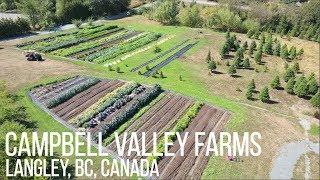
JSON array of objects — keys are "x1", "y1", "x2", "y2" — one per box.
[
  {"x1": 72, "y1": 19, "x2": 82, "y2": 28},
  {"x1": 284, "y1": 68, "x2": 295, "y2": 82},
  {"x1": 307, "y1": 75, "x2": 318, "y2": 95},
  {"x1": 0, "y1": 18, "x2": 30, "y2": 38},
  {"x1": 293, "y1": 62, "x2": 300, "y2": 73},
  {"x1": 116, "y1": 67, "x2": 121, "y2": 73},
  {"x1": 246, "y1": 85, "x2": 254, "y2": 100},
  {"x1": 228, "y1": 65, "x2": 237, "y2": 76},
  {"x1": 243, "y1": 58, "x2": 250, "y2": 69},
  {"x1": 310, "y1": 91, "x2": 320, "y2": 108},
  {"x1": 259, "y1": 87, "x2": 270, "y2": 103},
  {"x1": 294, "y1": 76, "x2": 308, "y2": 97},
  {"x1": 285, "y1": 77, "x2": 296, "y2": 94},
  {"x1": 271, "y1": 75, "x2": 281, "y2": 89},
  {"x1": 208, "y1": 60, "x2": 217, "y2": 72},
  {"x1": 154, "y1": 46, "x2": 162, "y2": 53}
]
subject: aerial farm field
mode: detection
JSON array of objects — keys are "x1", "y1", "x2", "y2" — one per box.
[{"x1": 1, "y1": 13, "x2": 319, "y2": 179}]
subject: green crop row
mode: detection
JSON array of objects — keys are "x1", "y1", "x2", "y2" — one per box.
[
  {"x1": 69, "y1": 82, "x2": 139, "y2": 127},
  {"x1": 82, "y1": 30, "x2": 143, "y2": 62},
  {"x1": 95, "y1": 84, "x2": 162, "y2": 141},
  {"x1": 103, "y1": 93, "x2": 166, "y2": 146},
  {"x1": 45, "y1": 78, "x2": 100, "y2": 108},
  {"x1": 40, "y1": 26, "x2": 119, "y2": 52},
  {"x1": 146, "y1": 101, "x2": 204, "y2": 166},
  {"x1": 52, "y1": 28, "x2": 126, "y2": 57},
  {"x1": 93, "y1": 33, "x2": 162, "y2": 63}
]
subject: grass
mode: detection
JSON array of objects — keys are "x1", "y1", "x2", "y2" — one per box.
[
  {"x1": 309, "y1": 124, "x2": 320, "y2": 136},
  {"x1": 11, "y1": 15, "x2": 318, "y2": 179}
]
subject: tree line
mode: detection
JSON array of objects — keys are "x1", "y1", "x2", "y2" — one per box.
[
  {"x1": 2, "y1": 0, "x2": 130, "y2": 29},
  {"x1": 140, "y1": 0, "x2": 319, "y2": 42}
]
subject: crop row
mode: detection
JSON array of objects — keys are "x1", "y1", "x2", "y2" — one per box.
[
  {"x1": 40, "y1": 26, "x2": 119, "y2": 52},
  {"x1": 147, "y1": 101, "x2": 204, "y2": 164},
  {"x1": 70, "y1": 82, "x2": 139, "y2": 127},
  {"x1": 16, "y1": 29, "x2": 79, "y2": 48},
  {"x1": 81, "y1": 31, "x2": 144, "y2": 62},
  {"x1": 105, "y1": 35, "x2": 174, "y2": 67},
  {"x1": 18, "y1": 25, "x2": 105, "y2": 49},
  {"x1": 52, "y1": 28, "x2": 125, "y2": 57},
  {"x1": 86, "y1": 86, "x2": 146, "y2": 128},
  {"x1": 130, "y1": 39, "x2": 189, "y2": 72},
  {"x1": 74, "y1": 30, "x2": 136, "y2": 60},
  {"x1": 45, "y1": 78, "x2": 100, "y2": 108},
  {"x1": 93, "y1": 33, "x2": 162, "y2": 64},
  {"x1": 144, "y1": 42, "x2": 196, "y2": 77},
  {"x1": 38, "y1": 77, "x2": 88, "y2": 101},
  {"x1": 95, "y1": 84, "x2": 162, "y2": 141},
  {"x1": 103, "y1": 93, "x2": 166, "y2": 146}
]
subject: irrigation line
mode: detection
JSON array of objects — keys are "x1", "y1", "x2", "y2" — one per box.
[
  {"x1": 143, "y1": 41, "x2": 198, "y2": 77},
  {"x1": 130, "y1": 39, "x2": 189, "y2": 72}
]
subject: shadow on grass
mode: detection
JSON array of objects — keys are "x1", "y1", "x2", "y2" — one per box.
[
  {"x1": 212, "y1": 71, "x2": 224, "y2": 74},
  {"x1": 231, "y1": 74, "x2": 242, "y2": 78},
  {"x1": 265, "y1": 99, "x2": 279, "y2": 104}
]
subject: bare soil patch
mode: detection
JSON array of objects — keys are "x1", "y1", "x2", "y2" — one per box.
[{"x1": 0, "y1": 38, "x2": 84, "y2": 91}]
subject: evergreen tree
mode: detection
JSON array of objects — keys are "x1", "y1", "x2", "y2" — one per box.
[
  {"x1": 251, "y1": 41, "x2": 257, "y2": 50},
  {"x1": 235, "y1": 47, "x2": 244, "y2": 60},
  {"x1": 248, "y1": 41, "x2": 256, "y2": 56},
  {"x1": 243, "y1": 58, "x2": 250, "y2": 69},
  {"x1": 160, "y1": 71, "x2": 164, "y2": 78},
  {"x1": 280, "y1": 44, "x2": 289, "y2": 60},
  {"x1": 263, "y1": 33, "x2": 273, "y2": 55},
  {"x1": 285, "y1": 77, "x2": 296, "y2": 94},
  {"x1": 310, "y1": 91, "x2": 320, "y2": 108},
  {"x1": 307, "y1": 76, "x2": 319, "y2": 95},
  {"x1": 297, "y1": 48, "x2": 304, "y2": 57},
  {"x1": 206, "y1": 50, "x2": 211, "y2": 62},
  {"x1": 289, "y1": 46, "x2": 297, "y2": 60},
  {"x1": 259, "y1": 33, "x2": 265, "y2": 46},
  {"x1": 233, "y1": 56, "x2": 242, "y2": 69},
  {"x1": 246, "y1": 84, "x2": 254, "y2": 100},
  {"x1": 254, "y1": 49, "x2": 262, "y2": 64},
  {"x1": 271, "y1": 75, "x2": 281, "y2": 89},
  {"x1": 284, "y1": 68, "x2": 295, "y2": 82},
  {"x1": 116, "y1": 67, "x2": 121, "y2": 73},
  {"x1": 273, "y1": 42, "x2": 281, "y2": 56},
  {"x1": 208, "y1": 60, "x2": 217, "y2": 72},
  {"x1": 243, "y1": 41, "x2": 248, "y2": 50},
  {"x1": 290, "y1": 21, "x2": 300, "y2": 37},
  {"x1": 259, "y1": 87, "x2": 270, "y2": 103},
  {"x1": 228, "y1": 65, "x2": 237, "y2": 76},
  {"x1": 225, "y1": 30, "x2": 230, "y2": 39},
  {"x1": 249, "y1": 79, "x2": 256, "y2": 89},
  {"x1": 294, "y1": 76, "x2": 308, "y2": 97},
  {"x1": 284, "y1": 62, "x2": 289, "y2": 69},
  {"x1": 220, "y1": 43, "x2": 229, "y2": 58},
  {"x1": 293, "y1": 62, "x2": 300, "y2": 73}
]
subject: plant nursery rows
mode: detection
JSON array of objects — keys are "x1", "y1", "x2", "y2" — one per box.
[{"x1": 29, "y1": 76, "x2": 230, "y2": 179}]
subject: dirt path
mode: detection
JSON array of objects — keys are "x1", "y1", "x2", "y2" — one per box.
[
  {"x1": 0, "y1": 38, "x2": 84, "y2": 91},
  {"x1": 270, "y1": 119, "x2": 319, "y2": 179}
]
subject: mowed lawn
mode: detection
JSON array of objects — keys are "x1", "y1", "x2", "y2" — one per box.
[{"x1": 5, "y1": 15, "x2": 316, "y2": 179}]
